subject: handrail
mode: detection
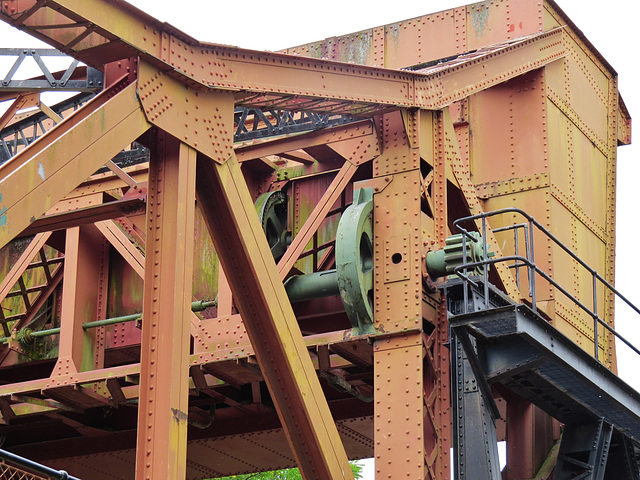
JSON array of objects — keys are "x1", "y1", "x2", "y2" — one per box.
[
  {"x1": 0, "y1": 448, "x2": 82, "y2": 480},
  {"x1": 452, "y1": 208, "x2": 640, "y2": 362}
]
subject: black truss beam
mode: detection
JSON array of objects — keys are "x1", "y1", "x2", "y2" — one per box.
[
  {"x1": 0, "y1": 48, "x2": 103, "y2": 92},
  {"x1": 233, "y1": 107, "x2": 354, "y2": 142},
  {"x1": 0, "y1": 91, "x2": 94, "y2": 162},
  {"x1": 1, "y1": 99, "x2": 356, "y2": 164}
]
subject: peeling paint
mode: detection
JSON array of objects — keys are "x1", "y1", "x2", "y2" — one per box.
[
  {"x1": 172, "y1": 407, "x2": 188, "y2": 423},
  {"x1": 471, "y1": 4, "x2": 490, "y2": 36},
  {"x1": 37, "y1": 162, "x2": 45, "y2": 181},
  {"x1": 0, "y1": 194, "x2": 5, "y2": 232},
  {"x1": 339, "y1": 32, "x2": 372, "y2": 65}
]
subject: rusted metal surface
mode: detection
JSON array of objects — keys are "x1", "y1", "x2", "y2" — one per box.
[
  {"x1": 0, "y1": 79, "x2": 150, "y2": 248},
  {"x1": 0, "y1": 0, "x2": 632, "y2": 479},
  {"x1": 135, "y1": 131, "x2": 196, "y2": 479}
]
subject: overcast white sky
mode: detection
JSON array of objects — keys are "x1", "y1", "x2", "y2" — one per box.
[{"x1": 0, "y1": 1, "x2": 638, "y2": 477}]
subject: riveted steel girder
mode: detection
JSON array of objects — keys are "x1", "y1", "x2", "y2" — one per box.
[
  {"x1": 0, "y1": 1, "x2": 565, "y2": 112},
  {"x1": 0, "y1": 79, "x2": 150, "y2": 249},
  {"x1": 136, "y1": 132, "x2": 196, "y2": 480},
  {"x1": 195, "y1": 149, "x2": 354, "y2": 480}
]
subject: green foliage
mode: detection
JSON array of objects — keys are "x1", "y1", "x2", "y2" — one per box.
[{"x1": 212, "y1": 461, "x2": 363, "y2": 480}]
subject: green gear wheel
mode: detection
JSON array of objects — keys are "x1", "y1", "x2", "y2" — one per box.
[
  {"x1": 336, "y1": 188, "x2": 374, "y2": 335},
  {"x1": 255, "y1": 190, "x2": 289, "y2": 262}
]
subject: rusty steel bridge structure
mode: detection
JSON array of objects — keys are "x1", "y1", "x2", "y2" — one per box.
[{"x1": 0, "y1": 0, "x2": 637, "y2": 479}]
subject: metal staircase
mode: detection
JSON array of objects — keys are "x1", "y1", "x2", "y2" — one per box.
[{"x1": 444, "y1": 209, "x2": 640, "y2": 480}]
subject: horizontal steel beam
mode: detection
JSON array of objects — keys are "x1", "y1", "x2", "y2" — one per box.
[
  {"x1": 0, "y1": 1, "x2": 565, "y2": 111},
  {"x1": 0, "y1": 47, "x2": 103, "y2": 92},
  {"x1": 19, "y1": 191, "x2": 146, "y2": 236}
]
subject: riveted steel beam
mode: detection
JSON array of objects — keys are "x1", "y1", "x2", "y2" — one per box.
[
  {"x1": 236, "y1": 119, "x2": 376, "y2": 163},
  {"x1": 0, "y1": 1, "x2": 565, "y2": 112},
  {"x1": 0, "y1": 92, "x2": 38, "y2": 130},
  {"x1": 52, "y1": 224, "x2": 105, "y2": 376},
  {"x1": 374, "y1": 333, "x2": 426, "y2": 478},
  {"x1": 0, "y1": 79, "x2": 150, "y2": 249},
  {"x1": 196, "y1": 146, "x2": 353, "y2": 479},
  {"x1": 136, "y1": 132, "x2": 196, "y2": 480},
  {"x1": 0, "y1": 92, "x2": 96, "y2": 162},
  {"x1": 20, "y1": 191, "x2": 146, "y2": 237}
]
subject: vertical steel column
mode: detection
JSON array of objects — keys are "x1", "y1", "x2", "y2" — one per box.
[
  {"x1": 374, "y1": 333, "x2": 425, "y2": 479},
  {"x1": 451, "y1": 331, "x2": 500, "y2": 480},
  {"x1": 53, "y1": 224, "x2": 105, "y2": 376},
  {"x1": 423, "y1": 299, "x2": 451, "y2": 480},
  {"x1": 428, "y1": 110, "x2": 452, "y2": 480},
  {"x1": 504, "y1": 396, "x2": 554, "y2": 479},
  {"x1": 196, "y1": 149, "x2": 353, "y2": 479},
  {"x1": 433, "y1": 112, "x2": 447, "y2": 245},
  {"x1": 135, "y1": 131, "x2": 196, "y2": 480},
  {"x1": 93, "y1": 233, "x2": 109, "y2": 373},
  {"x1": 372, "y1": 110, "x2": 428, "y2": 478}
]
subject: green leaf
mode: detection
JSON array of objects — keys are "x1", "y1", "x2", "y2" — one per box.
[{"x1": 210, "y1": 461, "x2": 364, "y2": 480}]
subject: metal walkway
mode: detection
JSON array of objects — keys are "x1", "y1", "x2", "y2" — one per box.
[
  {"x1": 445, "y1": 208, "x2": 640, "y2": 479},
  {"x1": 447, "y1": 279, "x2": 640, "y2": 479}
]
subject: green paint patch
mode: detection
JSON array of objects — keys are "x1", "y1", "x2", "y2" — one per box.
[
  {"x1": 0, "y1": 205, "x2": 8, "y2": 231},
  {"x1": 339, "y1": 32, "x2": 372, "y2": 65},
  {"x1": 472, "y1": 4, "x2": 490, "y2": 36}
]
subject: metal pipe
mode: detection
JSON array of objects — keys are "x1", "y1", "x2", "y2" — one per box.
[
  {"x1": 0, "y1": 447, "x2": 82, "y2": 480},
  {"x1": 528, "y1": 219, "x2": 536, "y2": 313},
  {"x1": 482, "y1": 217, "x2": 489, "y2": 309},
  {"x1": 462, "y1": 232, "x2": 469, "y2": 314},
  {"x1": 593, "y1": 273, "x2": 599, "y2": 361},
  {"x1": 284, "y1": 269, "x2": 340, "y2": 303},
  {"x1": 0, "y1": 300, "x2": 217, "y2": 344}
]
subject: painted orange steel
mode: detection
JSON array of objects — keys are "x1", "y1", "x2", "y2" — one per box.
[
  {"x1": 0, "y1": 0, "x2": 631, "y2": 479},
  {"x1": 196, "y1": 150, "x2": 354, "y2": 479},
  {"x1": 136, "y1": 131, "x2": 196, "y2": 479},
  {"x1": 0, "y1": 80, "x2": 149, "y2": 248},
  {"x1": 54, "y1": 224, "x2": 103, "y2": 375}
]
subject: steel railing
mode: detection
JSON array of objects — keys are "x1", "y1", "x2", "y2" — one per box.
[
  {"x1": 0, "y1": 448, "x2": 81, "y2": 480},
  {"x1": 452, "y1": 207, "x2": 640, "y2": 362}
]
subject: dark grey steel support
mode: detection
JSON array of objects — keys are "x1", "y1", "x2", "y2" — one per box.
[
  {"x1": 1, "y1": 92, "x2": 352, "y2": 164},
  {"x1": 604, "y1": 430, "x2": 640, "y2": 480},
  {"x1": 233, "y1": 107, "x2": 354, "y2": 142},
  {"x1": 0, "y1": 48, "x2": 103, "y2": 91},
  {"x1": 603, "y1": 432, "x2": 640, "y2": 480},
  {"x1": 553, "y1": 419, "x2": 612, "y2": 480},
  {"x1": 451, "y1": 330, "x2": 501, "y2": 480}
]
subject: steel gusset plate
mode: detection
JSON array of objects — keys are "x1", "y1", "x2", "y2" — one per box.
[{"x1": 336, "y1": 187, "x2": 374, "y2": 335}]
